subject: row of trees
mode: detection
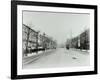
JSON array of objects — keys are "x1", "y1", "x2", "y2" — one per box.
[
  {"x1": 66, "y1": 29, "x2": 90, "y2": 50},
  {"x1": 22, "y1": 24, "x2": 57, "y2": 56}
]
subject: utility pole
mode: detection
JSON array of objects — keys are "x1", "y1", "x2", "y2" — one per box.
[
  {"x1": 25, "y1": 27, "x2": 30, "y2": 56},
  {"x1": 43, "y1": 33, "x2": 46, "y2": 51},
  {"x1": 36, "y1": 31, "x2": 40, "y2": 54}
]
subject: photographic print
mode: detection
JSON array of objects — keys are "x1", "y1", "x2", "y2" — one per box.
[
  {"x1": 11, "y1": 1, "x2": 97, "y2": 79},
  {"x1": 22, "y1": 11, "x2": 90, "y2": 69}
]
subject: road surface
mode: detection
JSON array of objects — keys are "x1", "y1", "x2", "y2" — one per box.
[{"x1": 23, "y1": 48, "x2": 90, "y2": 69}]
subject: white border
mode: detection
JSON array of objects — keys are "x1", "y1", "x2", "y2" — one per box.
[{"x1": 17, "y1": 5, "x2": 94, "y2": 75}]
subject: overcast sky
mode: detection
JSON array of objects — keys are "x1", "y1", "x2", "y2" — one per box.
[{"x1": 23, "y1": 11, "x2": 90, "y2": 44}]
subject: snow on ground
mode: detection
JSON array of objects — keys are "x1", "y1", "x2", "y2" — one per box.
[{"x1": 23, "y1": 48, "x2": 90, "y2": 69}]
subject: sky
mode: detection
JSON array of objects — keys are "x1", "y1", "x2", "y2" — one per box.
[{"x1": 23, "y1": 11, "x2": 90, "y2": 45}]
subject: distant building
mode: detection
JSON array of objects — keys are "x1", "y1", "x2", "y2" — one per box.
[
  {"x1": 66, "y1": 29, "x2": 90, "y2": 50},
  {"x1": 22, "y1": 24, "x2": 57, "y2": 56},
  {"x1": 80, "y1": 29, "x2": 90, "y2": 50}
]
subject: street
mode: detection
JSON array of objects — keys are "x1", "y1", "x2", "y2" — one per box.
[{"x1": 23, "y1": 48, "x2": 90, "y2": 69}]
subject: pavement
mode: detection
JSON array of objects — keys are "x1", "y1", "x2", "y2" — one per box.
[{"x1": 23, "y1": 48, "x2": 90, "y2": 69}]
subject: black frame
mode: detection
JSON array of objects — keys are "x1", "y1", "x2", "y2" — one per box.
[{"x1": 11, "y1": 0, "x2": 98, "y2": 79}]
